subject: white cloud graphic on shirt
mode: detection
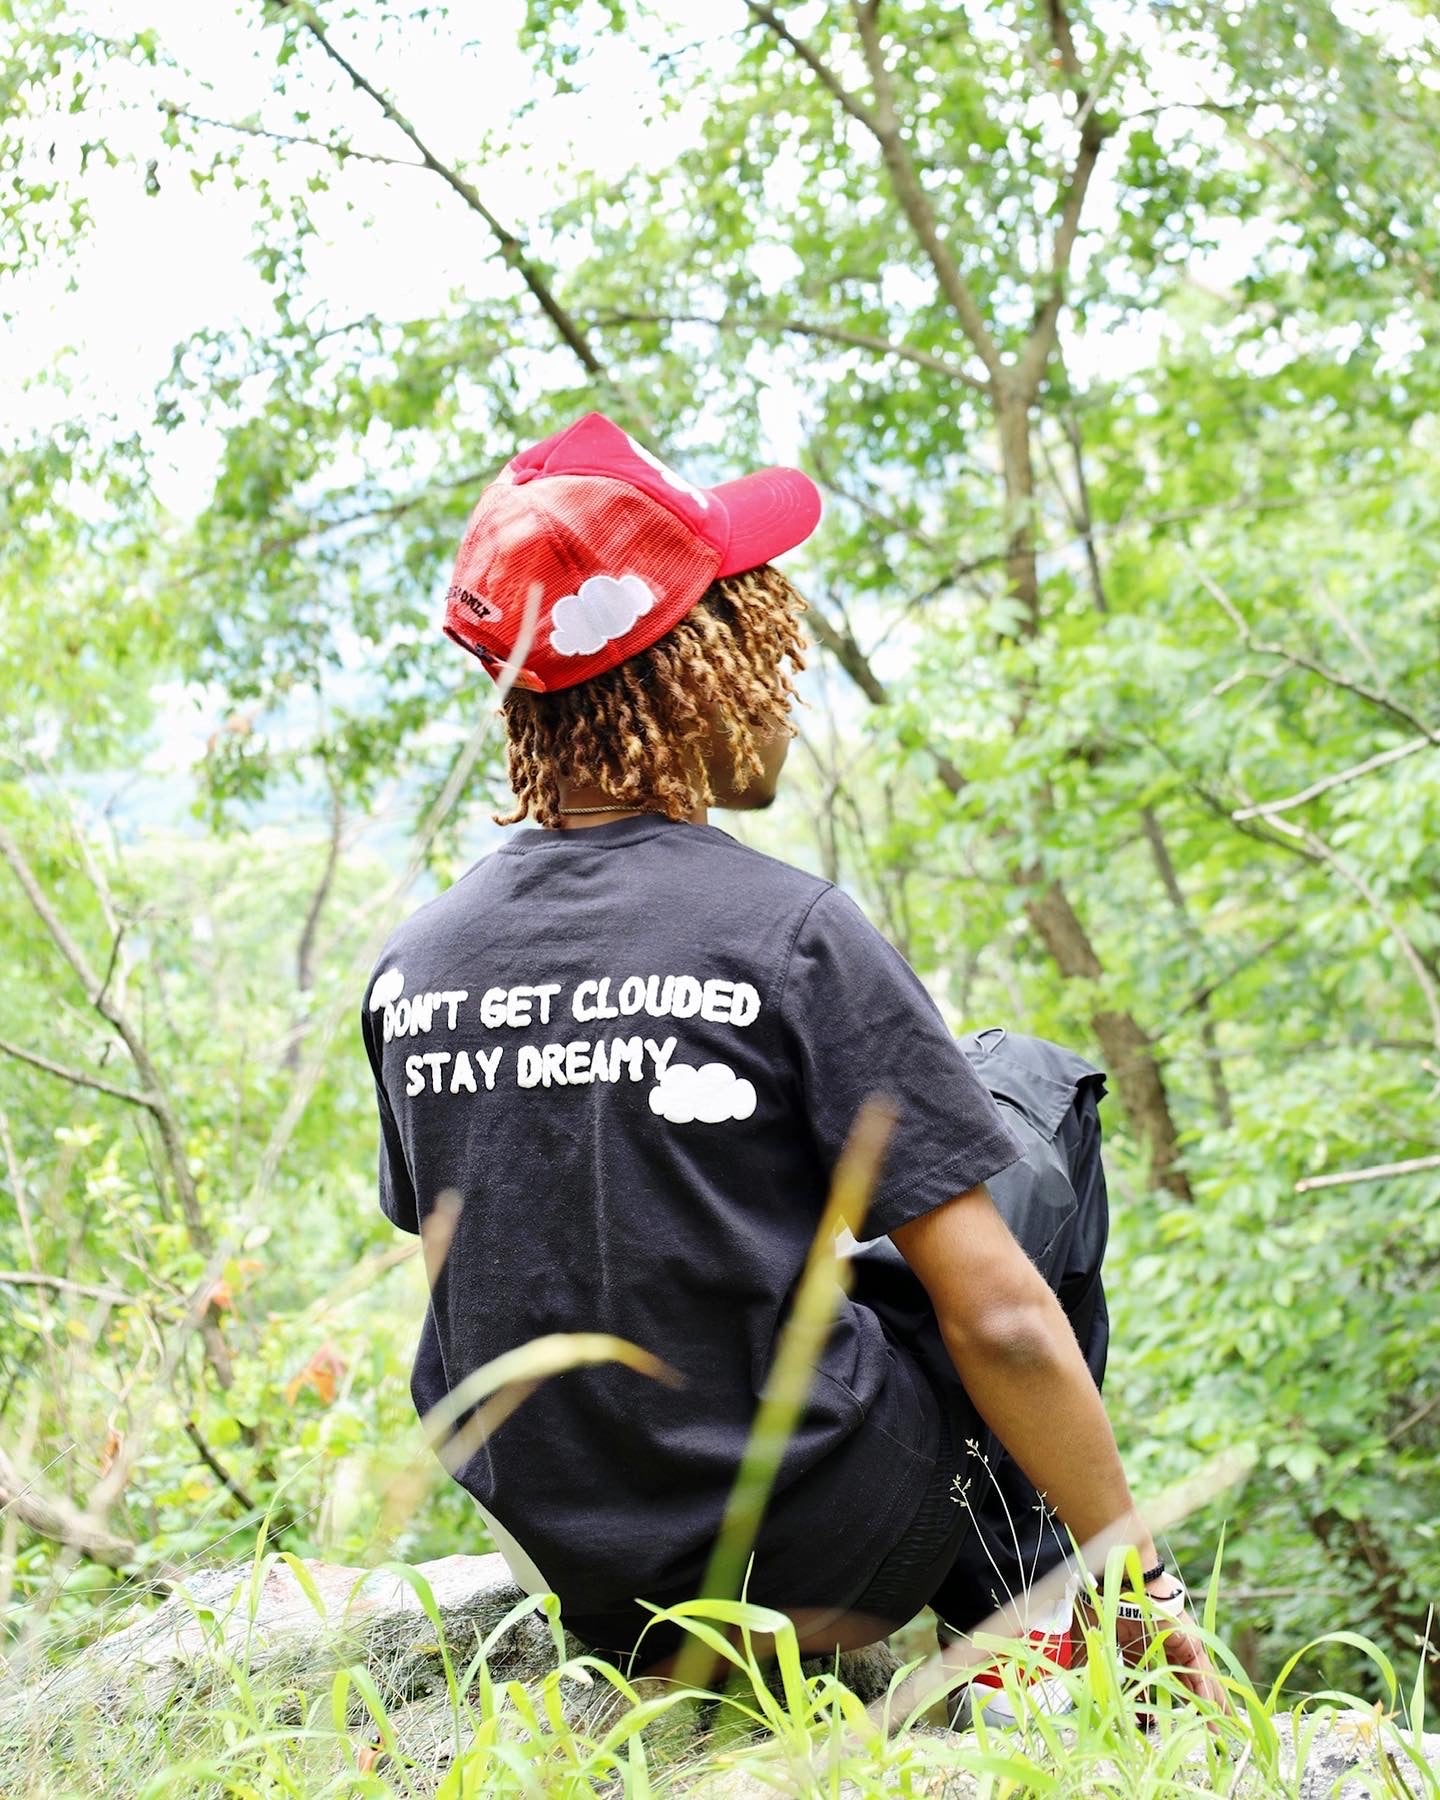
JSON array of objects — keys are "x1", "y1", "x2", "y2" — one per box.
[
  {"x1": 649, "y1": 1061, "x2": 757, "y2": 1125},
  {"x1": 625, "y1": 434, "x2": 710, "y2": 508},
  {"x1": 550, "y1": 574, "x2": 656, "y2": 657},
  {"x1": 370, "y1": 967, "x2": 404, "y2": 1010}
]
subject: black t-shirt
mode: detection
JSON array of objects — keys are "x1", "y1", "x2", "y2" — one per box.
[{"x1": 360, "y1": 815, "x2": 1026, "y2": 1617}]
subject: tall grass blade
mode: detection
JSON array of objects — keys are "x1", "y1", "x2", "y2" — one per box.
[{"x1": 670, "y1": 1100, "x2": 894, "y2": 1693}]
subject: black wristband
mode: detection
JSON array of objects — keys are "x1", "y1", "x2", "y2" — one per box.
[{"x1": 1085, "y1": 1557, "x2": 1167, "y2": 1588}]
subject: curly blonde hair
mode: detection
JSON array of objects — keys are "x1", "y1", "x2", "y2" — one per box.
[{"x1": 495, "y1": 563, "x2": 807, "y2": 828}]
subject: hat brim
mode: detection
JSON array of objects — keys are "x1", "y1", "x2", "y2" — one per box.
[{"x1": 711, "y1": 465, "x2": 821, "y2": 579}]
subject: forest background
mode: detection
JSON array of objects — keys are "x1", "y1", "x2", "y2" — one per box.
[{"x1": 1, "y1": 0, "x2": 1437, "y2": 1713}]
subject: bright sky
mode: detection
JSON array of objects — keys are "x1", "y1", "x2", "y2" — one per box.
[{"x1": 5, "y1": 0, "x2": 751, "y2": 509}]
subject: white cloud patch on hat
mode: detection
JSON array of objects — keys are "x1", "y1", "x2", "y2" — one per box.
[
  {"x1": 550, "y1": 574, "x2": 656, "y2": 657},
  {"x1": 649, "y1": 1061, "x2": 757, "y2": 1125},
  {"x1": 369, "y1": 967, "x2": 404, "y2": 1010},
  {"x1": 625, "y1": 434, "x2": 710, "y2": 509}
]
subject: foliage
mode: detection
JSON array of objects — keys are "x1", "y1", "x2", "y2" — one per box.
[{"x1": 0, "y1": 0, "x2": 1437, "y2": 1750}]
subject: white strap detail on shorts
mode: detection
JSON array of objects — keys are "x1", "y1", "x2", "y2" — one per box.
[{"x1": 475, "y1": 1503, "x2": 551, "y2": 1596}]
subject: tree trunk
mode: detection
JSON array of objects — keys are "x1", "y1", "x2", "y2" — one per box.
[
  {"x1": 993, "y1": 391, "x2": 1195, "y2": 1201},
  {"x1": 997, "y1": 389, "x2": 1041, "y2": 632},
  {"x1": 1019, "y1": 874, "x2": 1193, "y2": 1200}
]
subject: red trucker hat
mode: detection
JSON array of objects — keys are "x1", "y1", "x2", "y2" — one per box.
[{"x1": 442, "y1": 412, "x2": 821, "y2": 692}]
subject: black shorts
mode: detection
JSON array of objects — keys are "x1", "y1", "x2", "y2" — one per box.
[{"x1": 846, "y1": 1031, "x2": 1110, "y2": 1633}]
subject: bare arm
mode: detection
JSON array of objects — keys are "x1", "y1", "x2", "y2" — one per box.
[
  {"x1": 891, "y1": 1181, "x2": 1226, "y2": 1707},
  {"x1": 890, "y1": 1179, "x2": 1154, "y2": 1566}
]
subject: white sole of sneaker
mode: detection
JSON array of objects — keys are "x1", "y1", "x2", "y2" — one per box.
[{"x1": 953, "y1": 1674, "x2": 1076, "y2": 1730}]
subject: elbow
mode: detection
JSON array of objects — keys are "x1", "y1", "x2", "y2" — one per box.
[{"x1": 940, "y1": 1300, "x2": 1065, "y2": 1375}]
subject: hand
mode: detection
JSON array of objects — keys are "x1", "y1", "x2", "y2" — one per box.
[
  {"x1": 1121, "y1": 1602, "x2": 1227, "y2": 1712},
  {"x1": 1077, "y1": 1580, "x2": 1228, "y2": 1714}
]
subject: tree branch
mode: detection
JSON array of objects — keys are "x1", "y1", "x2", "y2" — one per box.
[
  {"x1": 1222, "y1": 113, "x2": 1436, "y2": 305},
  {"x1": 0, "y1": 824, "x2": 208, "y2": 1238},
  {"x1": 1137, "y1": 807, "x2": 1234, "y2": 1129},
  {"x1": 1177, "y1": 725, "x2": 1440, "y2": 1053},
  {"x1": 1014, "y1": 114, "x2": 1107, "y2": 396},
  {"x1": 158, "y1": 100, "x2": 424, "y2": 170},
  {"x1": 1015, "y1": 871, "x2": 1193, "y2": 1198},
  {"x1": 0, "y1": 1108, "x2": 72, "y2": 1416},
  {"x1": 0, "y1": 1109, "x2": 42, "y2": 1278},
  {"x1": 849, "y1": 2, "x2": 1002, "y2": 376},
  {"x1": 1045, "y1": 0, "x2": 1082, "y2": 79},
  {"x1": 804, "y1": 599, "x2": 892, "y2": 707},
  {"x1": 297, "y1": 779, "x2": 343, "y2": 996},
  {"x1": 811, "y1": 574, "x2": 1195, "y2": 1194},
  {"x1": 1172, "y1": 926, "x2": 1303, "y2": 1022},
  {"x1": 864, "y1": 457, "x2": 1393, "y2": 662},
  {"x1": 1387, "y1": 1390, "x2": 1440, "y2": 1443},
  {"x1": 0, "y1": 822, "x2": 233, "y2": 1388},
  {"x1": 804, "y1": 599, "x2": 973, "y2": 819},
  {"x1": 740, "y1": 0, "x2": 878, "y2": 132},
  {"x1": 810, "y1": 454, "x2": 940, "y2": 551},
  {"x1": 0, "y1": 1270, "x2": 137, "y2": 1306},
  {"x1": 284, "y1": 774, "x2": 345, "y2": 1074},
  {"x1": 1014, "y1": 4, "x2": 1115, "y2": 396},
  {"x1": 1180, "y1": 573, "x2": 1440, "y2": 1045},
  {"x1": 1043, "y1": 388, "x2": 1234, "y2": 1129},
  {"x1": 589, "y1": 308, "x2": 990, "y2": 392},
  {"x1": 1296, "y1": 1152, "x2": 1440, "y2": 1191},
  {"x1": 256, "y1": 460, "x2": 508, "y2": 559},
  {"x1": 1230, "y1": 734, "x2": 1434, "y2": 821},
  {"x1": 182, "y1": 1416, "x2": 260, "y2": 1518},
  {"x1": 743, "y1": 1, "x2": 999, "y2": 377},
  {"x1": 1188, "y1": 562, "x2": 1440, "y2": 746},
  {"x1": 0, "y1": 825, "x2": 110, "y2": 1007},
  {"x1": 0, "y1": 1442, "x2": 135, "y2": 1568},
  {"x1": 0, "y1": 1033, "x2": 156, "y2": 1109},
  {"x1": 1262, "y1": 808, "x2": 1440, "y2": 1052},
  {"x1": 293, "y1": 8, "x2": 608, "y2": 383}
]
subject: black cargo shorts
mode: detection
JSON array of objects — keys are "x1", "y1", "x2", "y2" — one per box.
[{"x1": 842, "y1": 1027, "x2": 1111, "y2": 1634}]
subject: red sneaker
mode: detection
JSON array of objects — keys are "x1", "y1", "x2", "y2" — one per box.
[{"x1": 943, "y1": 1595, "x2": 1077, "y2": 1729}]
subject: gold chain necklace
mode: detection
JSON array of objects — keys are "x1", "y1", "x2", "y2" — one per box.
[{"x1": 557, "y1": 804, "x2": 648, "y2": 816}]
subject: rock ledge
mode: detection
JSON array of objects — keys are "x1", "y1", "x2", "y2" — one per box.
[{"x1": 3, "y1": 1552, "x2": 1433, "y2": 1798}]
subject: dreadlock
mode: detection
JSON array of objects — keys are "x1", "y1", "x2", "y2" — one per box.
[{"x1": 495, "y1": 563, "x2": 808, "y2": 829}]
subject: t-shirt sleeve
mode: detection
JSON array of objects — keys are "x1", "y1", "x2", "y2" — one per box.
[
  {"x1": 779, "y1": 887, "x2": 1026, "y2": 1241},
  {"x1": 359, "y1": 994, "x2": 421, "y2": 1235}
]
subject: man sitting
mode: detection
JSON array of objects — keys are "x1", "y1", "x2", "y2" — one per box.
[{"x1": 361, "y1": 412, "x2": 1219, "y2": 1710}]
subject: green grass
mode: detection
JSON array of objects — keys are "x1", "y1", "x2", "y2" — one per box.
[{"x1": 1, "y1": 1543, "x2": 1434, "y2": 1799}]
